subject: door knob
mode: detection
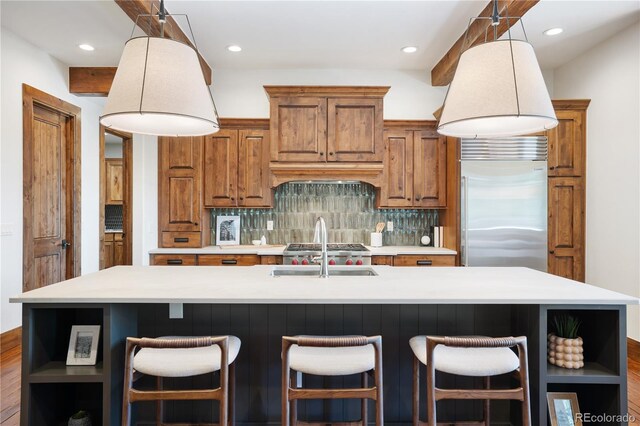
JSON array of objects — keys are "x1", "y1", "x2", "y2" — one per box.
[{"x1": 61, "y1": 239, "x2": 71, "y2": 249}]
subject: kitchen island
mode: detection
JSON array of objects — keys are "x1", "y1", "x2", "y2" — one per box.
[{"x1": 11, "y1": 266, "x2": 638, "y2": 425}]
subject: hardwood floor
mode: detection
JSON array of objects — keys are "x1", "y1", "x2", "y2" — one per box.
[{"x1": 1, "y1": 339, "x2": 639, "y2": 425}]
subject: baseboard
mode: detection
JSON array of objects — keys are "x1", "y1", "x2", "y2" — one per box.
[{"x1": 0, "y1": 326, "x2": 21, "y2": 354}]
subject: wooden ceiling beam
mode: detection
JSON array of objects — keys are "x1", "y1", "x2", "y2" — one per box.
[
  {"x1": 114, "y1": 0, "x2": 212, "y2": 85},
  {"x1": 69, "y1": 67, "x2": 117, "y2": 96},
  {"x1": 430, "y1": 0, "x2": 539, "y2": 87}
]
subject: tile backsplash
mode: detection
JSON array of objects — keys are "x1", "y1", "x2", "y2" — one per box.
[{"x1": 210, "y1": 182, "x2": 439, "y2": 246}]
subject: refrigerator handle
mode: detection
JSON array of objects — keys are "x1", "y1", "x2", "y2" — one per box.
[{"x1": 461, "y1": 176, "x2": 469, "y2": 267}]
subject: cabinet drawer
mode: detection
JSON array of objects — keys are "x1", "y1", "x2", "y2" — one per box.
[
  {"x1": 261, "y1": 255, "x2": 283, "y2": 265},
  {"x1": 198, "y1": 254, "x2": 260, "y2": 266},
  {"x1": 393, "y1": 255, "x2": 455, "y2": 267},
  {"x1": 371, "y1": 255, "x2": 394, "y2": 266},
  {"x1": 161, "y1": 232, "x2": 202, "y2": 248},
  {"x1": 151, "y1": 254, "x2": 197, "y2": 266}
]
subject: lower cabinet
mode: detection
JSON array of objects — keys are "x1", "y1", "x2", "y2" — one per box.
[
  {"x1": 198, "y1": 254, "x2": 260, "y2": 266},
  {"x1": 393, "y1": 255, "x2": 456, "y2": 267},
  {"x1": 150, "y1": 254, "x2": 197, "y2": 266},
  {"x1": 150, "y1": 254, "x2": 261, "y2": 266},
  {"x1": 104, "y1": 233, "x2": 124, "y2": 269},
  {"x1": 371, "y1": 255, "x2": 394, "y2": 266}
]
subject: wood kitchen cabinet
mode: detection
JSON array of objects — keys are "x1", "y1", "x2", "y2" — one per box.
[
  {"x1": 393, "y1": 255, "x2": 456, "y2": 267},
  {"x1": 203, "y1": 120, "x2": 271, "y2": 208},
  {"x1": 151, "y1": 254, "x2": 197, "y2": 266},
  {"x1": 158, "y1": 136, "x2": 210, "y2": 248},
  {"x1": 266, "y1": 86, "x2": 388, "y2": 163},
  {"x1": 104, "y1": 232, "x2": 124, "y2": 268},
  {"x1": 379, "y1": 123, "x2": 447, "y2": 208},
  {"x1": 105, "y1": 159, "x2": 123, "y2": 205},
  {"x1": 198, "y1": 254, "x2": 260, "y2": 266},
  {"x1": 547, "y1": 100, "x2": 589, "y2": 282},
  {"x1": 548, "y1": 177, "x2": 584, "y2": 282}
]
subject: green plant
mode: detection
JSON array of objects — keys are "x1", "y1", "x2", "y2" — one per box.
[
  {"x1": 71, "y1": 411, "x2": 88, "y2": 420},
  {"x1": 552, "y1": 314, "x2": 582, "y2": 339}
]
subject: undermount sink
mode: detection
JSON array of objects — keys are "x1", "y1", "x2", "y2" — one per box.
[{"x1": 270, "y1": 266, "x2": 378, "y2": 277}]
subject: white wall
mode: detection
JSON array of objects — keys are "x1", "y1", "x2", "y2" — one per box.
[
  {"x1": 0, "y1": 27, "x2": 103, "y2": 332},
  {"x1": 211, "y1": 68, "x2": 447, "y2": 119},
  {"x1": 132, "y1": 134, "x2": 158, "y2": 267},
  {"x1": 553, "y1": 21, "x2": 640, "y2": 341}
]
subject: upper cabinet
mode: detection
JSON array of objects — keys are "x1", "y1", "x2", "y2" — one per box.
[
  {"x1": 203, "y1": 119, "x2": 272, "y2": 208},
  {"x1": 105, "y1": 159, "x2": 123, "y2": 205},
  {"x1": 547, "y1": 106, "x2": 586, "y2": 177},
  {"x1": 266, "y1": 86, "x2": 388, "y2": 163},
  {"x1": 379, "y1": 122, "x2": 447, "y2": 209}
]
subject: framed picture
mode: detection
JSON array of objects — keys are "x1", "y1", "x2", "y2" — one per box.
[
  {"x1": 66, "y1": 325, "x2": 100, "y2": 366},
  {"x1": 216, "y1": 215, "x2": 241, "y2": 245},
  {"x1": 547, "y1": 392, "x2": 582, "y2": 426}
]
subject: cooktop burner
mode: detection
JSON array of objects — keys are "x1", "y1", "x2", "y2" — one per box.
[{"x1": 285, "y1": 243, "x2": 369, "y2": 252}]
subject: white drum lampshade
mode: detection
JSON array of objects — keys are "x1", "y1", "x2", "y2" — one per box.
[
  {"x1": 100, "y1": 37, "x2": 219, "y2": 136},
  {"x1": 438, "y1": 40, "x2": 557, "y2": 138}
]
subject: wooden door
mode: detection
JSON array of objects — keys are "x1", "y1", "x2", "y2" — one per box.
[
  {"x1": 379, "y1": 130, "x2": 413, "y2": 207},
  {"x1": 114, "y1": 234, "x2": 125, "y2": 266},
  {"x1": 327, "y1": 97, "x2": 383, "y2": 162},
  {"x1": 413, "y1": 132, "x2": 447, "y2": 208},
  {"x1": 23, "y1": 104, "x2": 72, "y2": 290},
  {"x1": 238, "y1": 129, "x2": 271, "y2": 207},
  {"x1": 158, "y1": 136, "x2": 203, "y2": 232},
  {"x1": 104, "y1": 233, "x2": 114, "y2": 268},
  {"x1": 105, "y1": 159, "x2": 123, "y2": 204},
  {"x1": 203, "y1": 129, "x2": 238, "y2": 207},
  {"x1": 548, "y1": 110, "x2": 585, "y2": 177},
  {"x1": 548, "y1": 177, "x2": 585, "y2": 281},
  {"x1": 270, "y1": 97, "x2": 327, "y2": 162}
]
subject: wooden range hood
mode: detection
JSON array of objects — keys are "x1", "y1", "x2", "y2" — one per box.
[
  {"x1": 269, "y1": 162, "x2": 384, "y2": 188},
  {"x1": 265, "y1": 85, "x2": 389, "y2": 189}
]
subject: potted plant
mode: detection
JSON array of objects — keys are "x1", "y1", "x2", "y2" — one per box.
[
  {"x1": 68, "y1": 410, "x2": 91, "y2": 426},
  {"x1": 548, "y1": 314, "x2": 584, "y2": 369}
]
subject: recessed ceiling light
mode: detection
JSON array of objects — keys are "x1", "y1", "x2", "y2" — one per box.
[
  {"x1": 544, "y1": 28, "x2": 564, "y2": 36},
  {"x1": 227, "y1": 45, "x2": 242, "y2": 52},
  {"x1": 401, "y1": 46, "x2": 418, "y2": 53},
  {"x1": 78, "y1": 44, "x2": 95, "y2": 51}
]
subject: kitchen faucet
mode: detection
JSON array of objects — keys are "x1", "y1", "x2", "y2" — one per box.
[{"x1": 312, "y1": 217, "x2": 329, "y2": 278}]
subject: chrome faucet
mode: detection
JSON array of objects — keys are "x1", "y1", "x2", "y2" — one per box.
[{"x1": 312, "y1": 217, "x2": 329, "y2": 278}]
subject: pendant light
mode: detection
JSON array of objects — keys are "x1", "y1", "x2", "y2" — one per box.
[
  {"x1": 438, "y1": 0, "x2": 557, "y2": 138},
  {"x1": 100, "y1": 0, "x2": 219, "y2": 137}
]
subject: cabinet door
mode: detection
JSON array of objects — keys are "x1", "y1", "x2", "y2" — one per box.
[
  {"x1": 548, "y1": 177, "x2": 584, "y2": 281},
  {"x1": 114, "y1": 240, "x2": 124, "y2": 266},
  {"x1": 548, "y1": 110, "x2": 585, "y2": 177},
  {"x1": 198, "y1": 254, "x2": 260, "y2": 266},
  {"x1": 203, "y1": 130, "x2": 238, "y2": 207},
  {"x1": 379, "y1": 130, "x2": 413, "y2": 207},
  {"x1": 393, "y1": 255, "x2": 456, "y2": 267},
  {"x1": 413, "y1": 132, "x2": 447, "y2": 208},
  {"x1": 105, "y1": 159, "x2": 123, "y2": 205},
  {"x1": 270, "y1": 97, "x2": 327, "y2": 162},
  {"x1": 327, "y1": 98, "x2": 383, "y2": 162},
  {"x1": 104, "y1": 240, "x2": 114, "y2": 268},
  {"x1": 238, "y1": 129, "x2": 271, "y2": 207},
  {"x1": 158, "y1": 136, "x2": 203, "y2": 232},
  {"x1": 150, "y1": 254, "x2": 197, "y2": 266}
]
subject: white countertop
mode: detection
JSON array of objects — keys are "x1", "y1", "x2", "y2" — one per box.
[
  {"x1": 149, "y1": 245, "x2": 457, "y2": 256},
  {"x1": 10, "y1": 265, "x2": 638, "y2": 305}
]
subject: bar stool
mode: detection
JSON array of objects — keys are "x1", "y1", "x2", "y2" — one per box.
[
  {"x1": 410, "y1": 335, "x2": 530, "y2": 426},
  {"x1": 282, "y1": 335, "x2": 384, "y2": 426},
  {"x1": 122, "y1": 335, "x2": 241, "y2": 426}
]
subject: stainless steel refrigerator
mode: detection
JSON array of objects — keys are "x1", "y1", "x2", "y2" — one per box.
[{"x1": 460, "y1": 137, "x2": 548, "y2": 271}]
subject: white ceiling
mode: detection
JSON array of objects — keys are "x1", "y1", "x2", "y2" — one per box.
[{"x1": 1, "y1": 0, "x2": 639, "y2": 73}]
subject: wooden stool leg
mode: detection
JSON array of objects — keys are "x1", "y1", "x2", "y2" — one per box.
[
  {"x1": 361, "y1": 372, "x2": 368, "y2": 426},
  {"x1": 290, "y1": 373, "x2": 298, "y2": 426},
  {"x1": 229, "y1": 362, "x2": 236, "y2": 426},
  {"x1": 122, "y1": 339, "x2": 135, "y2": 426},
  {"x1": 517, "y1": 341, "x2": 531, "y2": 426},
  {"x1": 483, "y1": 376, "x2": 490, "y2": 426},
  {"x1": 413, "y1": 357, "x2": 420, "y2": 426},
  {"x1": 156, "y1": 376, "x2": 164, "y2": 426},
  {"x1": 426, "y1": 340, "x2": 437, "y2": 426},
  {"x1": 373, "y1": 339, "x2": 384, "y2": 426}
]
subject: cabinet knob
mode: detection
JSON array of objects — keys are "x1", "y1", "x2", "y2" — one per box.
[
  {"x1": 240, "y1": 197, "x2": 244, "y2": 201},
  {"x1": 415, "y1": 197, "x2": 420, "y2": 201},
  {"x1": 231, "y1": 197, "x2": 235, "y2": 200},
  {"x1": 329, "y1": 152, "x2": 334, "y2": 156},
  {"x1": 320, "y1": 152, "x2": 324, "y2": 156},
  {"x1": 407, "y1": 198, "x2": 410, "y2": 201},
  {"x1": 549, "y1": 166, "x2": 555, "y2": 170},
  {"x1": 194, "y1": 223, "x2": 198, "y2": 226},
  {"x1": 549, "y1": 250, "x2": 555, "y2": 254}
]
